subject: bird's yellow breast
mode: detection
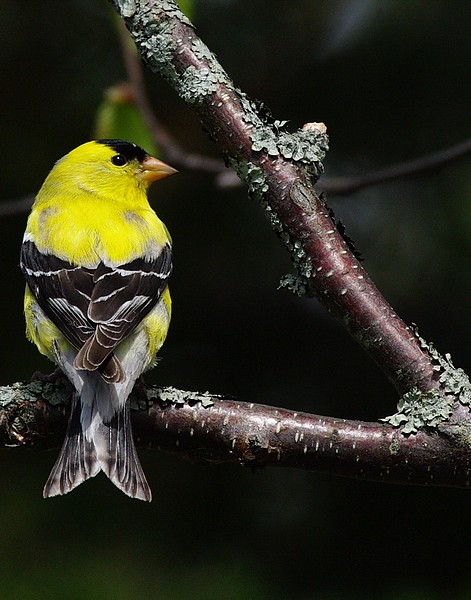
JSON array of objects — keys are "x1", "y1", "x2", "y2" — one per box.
[{"x1": 26, "y1": 190, "x2": 170, "y2": 267}]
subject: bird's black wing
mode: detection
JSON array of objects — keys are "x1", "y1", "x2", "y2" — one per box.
[
  {"x1": 74, "y1": 244, "x2": 172, "y2": 373},
  {"x1": 20, "y1": 240, "x2": 95, "y2": 349},
  {"x1": 20, "y1": 240, "x2": 172, "y2": 382}
]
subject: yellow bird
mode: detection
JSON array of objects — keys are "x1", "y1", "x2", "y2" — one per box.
[{"x1": 20, "y1": 139, "x2": 176, "y2": 501}]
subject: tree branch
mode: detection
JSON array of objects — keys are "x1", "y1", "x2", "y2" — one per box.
[
  {"x1": 5, "y1": 1, "x2": 471, "y2": 492},
  {"x1": 0, "y1": 194, "x2": 34, "y2": 217},
  {"x1": 319, "y1": 138, "x2": 471, "y2": 196},
  {"x1": 116, "y1": 17, "x2": 225, "y2": 175},
  {"x1": 2, "y1": 381, "x2": 471, "y2": 488},
  {"x1": 110, "y1": 0, "x2": 437, "y2": 396}
]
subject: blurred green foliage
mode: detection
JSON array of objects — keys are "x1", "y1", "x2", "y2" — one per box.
[
  {"x1": 94, "y1": 83, "x2": 159, "y2": 156},
  {"x1": 176, "y1": 0, "x2": 194, "y2": 20},
  {"x1": 1, "y1": 1, "x2": 471, "y2": 598}
]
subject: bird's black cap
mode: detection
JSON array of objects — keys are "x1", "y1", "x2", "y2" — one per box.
[{"x1": 97, "y1": 139, "x2": 148, "y2": 162}]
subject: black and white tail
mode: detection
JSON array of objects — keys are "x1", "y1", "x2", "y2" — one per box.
[{"x1": 43, "y1": 372, "x2": 151, "y2": 501}]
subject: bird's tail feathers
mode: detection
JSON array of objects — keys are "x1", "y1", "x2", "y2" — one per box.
[
  {"x1": 43, "y1": 375, "x2": 151, "y2": 501},
  {"x1": 43, "y1": 393, "x2": 100, "y2": 498},
  {"x1": 91, "y1": 403, "x2": 151, "y2": 501}
]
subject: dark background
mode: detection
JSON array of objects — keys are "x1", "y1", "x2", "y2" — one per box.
[{"x1": 1, "y1": 1, "x2": 471, "y2": 598}]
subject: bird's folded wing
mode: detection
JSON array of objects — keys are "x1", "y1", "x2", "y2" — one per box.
[
  {"x1": 20, "y1": 240, "x2": 95, "y2": 349},
  {"x1": 20, "y1": 240, "x2": 172, "y2": 372},
  {"x1": 76, "y1": 244, "x2": 172, "y2": 371}
]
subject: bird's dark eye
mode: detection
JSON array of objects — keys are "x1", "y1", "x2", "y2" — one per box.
[{"x1": 111, "y1": 154, "x2": 128, "y2": 166}]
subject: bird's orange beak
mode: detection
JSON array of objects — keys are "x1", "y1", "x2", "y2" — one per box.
[{"x1": 139, "y1": 156, "x2": 178, "y2": 183}]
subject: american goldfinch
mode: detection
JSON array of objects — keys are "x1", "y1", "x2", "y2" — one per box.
[{"x1": 20, "y1": 139, "x2": 176, "y2": 501}]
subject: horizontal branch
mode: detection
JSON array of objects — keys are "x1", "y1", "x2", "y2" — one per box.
[{"x1": 1, "y1": 381, "x2": 471, "y2": 488}]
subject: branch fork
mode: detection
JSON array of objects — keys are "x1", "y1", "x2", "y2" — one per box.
[{"x1": 3, "y1": 0, "x2": 470, "y2": 490}]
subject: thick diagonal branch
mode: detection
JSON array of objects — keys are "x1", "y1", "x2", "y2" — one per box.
[{"x1": 110, "y1": 0, "x2": 437, "y2": 395}]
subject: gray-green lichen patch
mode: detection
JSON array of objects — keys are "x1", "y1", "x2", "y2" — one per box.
[
  {"x1": 138, "y1": 28, "x2": 178, "y2": 84},
  {"x1": 120, "y1": 0, "x2": 137, "y2": 18},
  {"x1": 384, "y1": 329, "x2": 471, "y2": 434},
  {"x1": 238, "y1": 94, "x2": 267, "y2": 130},
  {"x1": 122, "y1": 0, "x2": 193, "y2": 26},
  {"x1": 229, "y1": 159, "x2": 270, "y2": 206},
  {"x1": 238, "y1": 92, "x2": 329, "y2": 180},
  {"x1": 145, "y1": 386, "x2": 215, "y2": 408},
  {"x1": 250, "y1": 126, "x2": 328, "y2": 180},
  {"x1": 179, "y1": 37, "x2": 232, "y2": 105},
  {"x1": 40, "y1": 382, "x2": 70, "y2": 406},
  {"x1": 190, "y1": 36, "x2": 221, "y2": 67},
  {"x1": 382, "y1": 387, "x2": 452, "y2": 434},
  {"x1": 278, "y1": 273, "x2": 308, "y2": 297},
  {"x1": 437, "y1": 353, "x2": 471, "y2": 405},
  {"x1": 123, "y1": 0, "x2": 231, "y2": 106},
  {"x1": 0, "y1": 382, "x2": 36, "y2": 407},
  {"x1": 278, "y1": 237, "x2": 313, "y2": 297},
  {"x1": 179, "y1": 64, "x2": 226, "y2": 106},
  {"x1": 389, "y1": 438, "x2": 400, "y2": 456},
  {"x1": 413, "y1": 327, "x2": 471, "y2": 405},
  {"x1": 0, "y1": 381, "x2": 69, "y2": 407},
  {"x1": 251, "y1": 128, "x2": 279, "y2": 156}
]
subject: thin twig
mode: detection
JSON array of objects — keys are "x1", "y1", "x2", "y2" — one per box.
[
  {"x1": 0, "y1": 195, "x2": 34, "y2": 217},
  {"x1": 2, "y1": 90, "x2": 469, "y2": 218},
  {"x1": 116, "y1": 18, "x2": 226, "y2": 174},
  {"x1": 3, "y1": 136, "x2": 468, "y2": 216},
  {"x1": 319, "y1": 138, "x2": 471, "y2": 195}
]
